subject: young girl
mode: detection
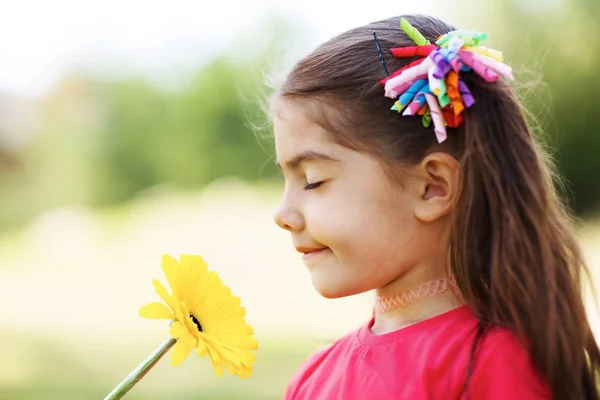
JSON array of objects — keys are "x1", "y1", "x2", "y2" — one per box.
[{"x1": 270, "y1": 14, "x2": 600, "y2": 399}]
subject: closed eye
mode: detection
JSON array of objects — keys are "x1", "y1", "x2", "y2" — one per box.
[{"x1": 303, "y1": 181, "x2": 324, "y2": 191}]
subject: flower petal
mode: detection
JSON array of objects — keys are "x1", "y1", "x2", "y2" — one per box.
[
  {"x1": 207, "y1": 345, "x2": 224, "y2": 377},
  {"x1": 169, "y1": 321, "x2": 185, "y2": 339},
  {"x1": 152, "y1": 279, "x2": 184, "y2": 321},
  {"x1": 224, "y1": 362, "x2": 236, "y2": 375},
  {"x1": 197, "y1": 336, "x2": 208, "y2": 357},
  {"x1": 180, "y1": 255, "x2": 209, "y2": 305},
  {"x1": 185, "y1": 332, "x2": 198, "y2": 349},
  {"x1": 237, "y1": 368, "x2": 251, "y2": 379},
  {"x1": 180, "y1": 254, "x2": 209, "y2": 275},
  {"x1": 161, "y1": 254, "x2": 182, "y2": 297},
  {"x1": 170, "y1": 336, "x2": 193, "y2": 366},
  {"x1": 139, "y1": 302, "x2": 174, "y2": 320}
]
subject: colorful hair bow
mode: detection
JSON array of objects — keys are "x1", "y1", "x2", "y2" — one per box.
[{"x1": 377, "y1": 18, "x2": 514, "y2": 143}]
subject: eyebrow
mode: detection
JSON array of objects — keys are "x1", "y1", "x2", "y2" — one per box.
[{"x1": 276, "y1": 150, "x2": 340, "y2": 171}]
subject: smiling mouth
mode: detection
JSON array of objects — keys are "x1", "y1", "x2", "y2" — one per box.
[{"x1": 300, "y1": 247, "x2": 329, "y2": 260}]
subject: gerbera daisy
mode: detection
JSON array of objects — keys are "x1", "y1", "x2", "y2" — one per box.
[{"x1": 139, "y1": 254, "x2": 257, "y2": 378}]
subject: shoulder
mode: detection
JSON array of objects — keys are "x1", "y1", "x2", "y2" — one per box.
[
  {"x1": 474, "y1": 328, "x2": 539, "y2": 372},
  {"x1": 466, "y1": 327, "x2": 551, "y2": 399},
  {"x1": 284, "y1": 330, "x2": 358, "y2": 400},
  {"x1": 283, "y1": 345, "x2": 334, "y2": 400}
]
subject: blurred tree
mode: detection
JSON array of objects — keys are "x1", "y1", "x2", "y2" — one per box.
[
  {"x1": 477, "y1": 0, "x2": 600, "y2": 215},
  {"x1": 1, "y1": 8, "x2": 599, "y2": 231},
  {"x1": 90, "y1": 77, "x2": 170, "y2": 205},
  {"x1": 87, "y1": 14, "x2": 296, "y2": 206},
  {"x1": 88, "y1": 55, "x2": 278, "y2": 207}
]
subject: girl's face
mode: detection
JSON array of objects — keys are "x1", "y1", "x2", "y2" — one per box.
[{"x1": 272, "y1": 100, "x2": 441, "y2": 298}]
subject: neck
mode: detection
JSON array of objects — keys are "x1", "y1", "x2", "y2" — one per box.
[
  {"x1": 371, "y1": 260, "x2": 464, "y2": 335},
  {"x1": 375, "y1": 275, "x2": 458, "y2": 312}
]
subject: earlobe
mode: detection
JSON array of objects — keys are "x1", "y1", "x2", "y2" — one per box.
[{"x1": 413, "y1": 152, "x2": 461, "y2": 223}]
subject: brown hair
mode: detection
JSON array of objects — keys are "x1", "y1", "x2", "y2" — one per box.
[{"x1": 274, "y1": 14, "x2": 600, "y2": 399}]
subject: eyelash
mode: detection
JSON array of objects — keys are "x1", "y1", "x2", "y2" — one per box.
[{"x1": 303, "y1": 181, "x2": 324, "y2": 191}]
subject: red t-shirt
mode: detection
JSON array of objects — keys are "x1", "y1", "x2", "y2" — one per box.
[{"x1": 285, "y1": 306, "x2": 551, "y2": 399}]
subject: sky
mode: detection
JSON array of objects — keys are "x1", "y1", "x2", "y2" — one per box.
[{"x1": 0, "y1": 0, "x2": 448, "y2": 98}]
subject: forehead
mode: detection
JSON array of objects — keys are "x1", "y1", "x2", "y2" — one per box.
[{"x1": 272, "y1": 98, "x2": 335, "y2": 153}]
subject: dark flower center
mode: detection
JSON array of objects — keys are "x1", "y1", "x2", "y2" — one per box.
[{"x1": 190, "y1": 314, "x2": 203, "y2": 332}]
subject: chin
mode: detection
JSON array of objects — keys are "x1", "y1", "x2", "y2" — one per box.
[{"x1": 312, "y1": 278, "x2": 359, "y2": 299}]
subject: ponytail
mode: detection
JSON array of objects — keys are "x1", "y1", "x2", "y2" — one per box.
[{"x1": 451, "y1": 78, "x2": 600, "y2": 399}]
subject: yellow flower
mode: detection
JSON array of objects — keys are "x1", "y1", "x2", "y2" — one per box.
[{"x1": 139, "y1": 254, "x2": 258, "y2": 378}]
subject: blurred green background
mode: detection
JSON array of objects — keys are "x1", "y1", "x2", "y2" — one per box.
[{"x1": 0, "y1": 1, "x2": 599, "y2": 399}]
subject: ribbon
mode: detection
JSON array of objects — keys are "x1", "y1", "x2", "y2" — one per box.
[
  {"x1": 450, "y1": 58, "x2": 463, "y2": 72},
  {"x1": 428, "y1": 67, "x2": 444, "y2": 97},
  {"x1": 442, "y1": 105, "x2": 464, "y2": 128},
  {"x1": 437, "y1": 30, "x2": 488, "y2": 47},
  {"x1": 468, "y1": 51, "x2": 514, "y2": 80},
  {"x1": 424, "y1": 93, "x2": 447, "y2": 143},
  {"x1": 380, "y1": 58, "x2": 425, "y2": 85},
  {"x1": 445, "y1": 71, "x2": 464, "y2": 116},
  {"x1": 390, "y1": 45, "x2": 437, "y2": 58},
  {"x1": 390, "y1": 100, "x2": 403, "y2": 113},
  {"x1": 422, "y1": 109, "x2": 432, "y2": 128},
  {"x1": 447, "y1": 37, "x2": 464, "y2": 53},
  {"x1": 465, "y1": 45, "x2": 503, "y2": 62},
  {"x1": 458, "y1": 50, "x2": 500, "y2": 82},
  {"x1": 458, "y1": 78, "x2": 475, "y2": 108},
  {"x1": 438, "y1": 93, "x2": 450, "y2": 108},
  {"x1": 429, "y1": 48, "x2": 452, "y2": 79},
  {"x1": 400, "y1": 17, "x2": 430, "y2": 46},
  {"x1": 439, "y1": 48, "x2": 459, "y2": 62},
  {"x1": 384, "y1": 57, "x2": 433, "y2": 98},
  {"x1": 398, "y1": 79, "x2": 428, "y2": 107},
  {"x1": 403, "y1": 92, "x2": 428, "y2": 116}
]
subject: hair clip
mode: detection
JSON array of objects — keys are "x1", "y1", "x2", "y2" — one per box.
[
  {"x1": 372, "y1": 31, "x2": 390, "y2": 78},
  {"x1": 380, "y1": 18, "x2": 514, "y2": 143}
]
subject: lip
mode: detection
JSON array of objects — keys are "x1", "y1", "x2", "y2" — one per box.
[{"x1": 299, "y1": 247, "x2": 329, "y2": 260}]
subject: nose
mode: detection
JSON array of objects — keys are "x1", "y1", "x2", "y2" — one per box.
[{"x1": 273, "y1": 199, "x2": 305, "y2": 232}]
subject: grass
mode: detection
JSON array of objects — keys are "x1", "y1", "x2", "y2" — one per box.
[{"x1": 0, "y1": 329, "x2": 322, "y2": 399}]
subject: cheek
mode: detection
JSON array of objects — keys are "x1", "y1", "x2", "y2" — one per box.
[
  {"x1": 344, "y1": 195, "x2": 421, "y2": 264},
  {"x1": 302, "y1": 195, "x2": 349, "y2": 236},
  {"x1": 307, "y1": 188, "x2": 417, "y2": 247}
]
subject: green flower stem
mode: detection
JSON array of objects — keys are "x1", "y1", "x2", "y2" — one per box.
[{"x1": 104, "y1": 336, "x2": 177, "y2": 400}]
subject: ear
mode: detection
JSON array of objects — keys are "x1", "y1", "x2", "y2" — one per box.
[{"x1": 413, "y1": 152, "x2": 461, "y2": 223}]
